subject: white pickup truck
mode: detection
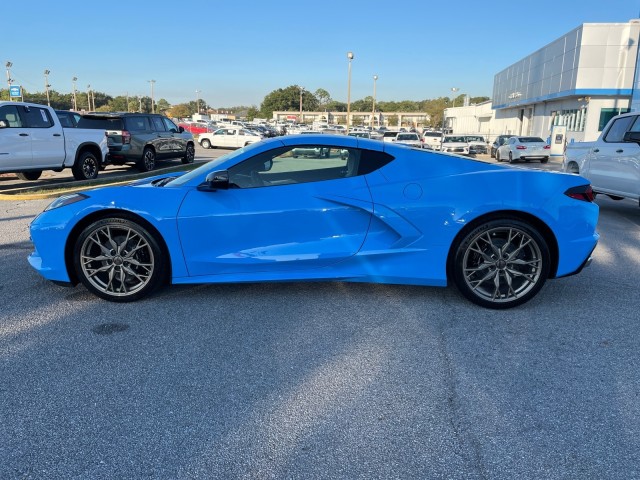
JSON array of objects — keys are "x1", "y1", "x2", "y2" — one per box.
[
  {"x1": 563, "y1": 111, "x2": 640, "y2": 205},
  {"x1": 0, "y1": 101, "x2": 108, "y2": 181}
]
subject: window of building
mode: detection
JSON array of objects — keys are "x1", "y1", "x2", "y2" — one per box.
[
  {"x1": 598, "y1": 108, "x2": 631, "y2": 131},
  {"x1": 551, "y1": 109, "x2": 586, "y2": 132}
]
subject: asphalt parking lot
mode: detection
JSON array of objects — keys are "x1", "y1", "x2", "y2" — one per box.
[{"x1": 1, "y1": 148, "x2": 639, "y2": 478}]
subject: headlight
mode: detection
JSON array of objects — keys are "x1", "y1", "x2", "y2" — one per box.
[{"x1": 44, "y1": 193, "x2": 89, "y2": 211}]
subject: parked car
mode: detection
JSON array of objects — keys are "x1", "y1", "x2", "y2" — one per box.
[
  {"x1": 29, "y1": 134, "x2": 598, "y2": 309},
  {"x1": 491, "y1": 134, "x2": 514, "y2": 158},
  {"x1": 0, "y1": 101, "x2": 108, "y2": 181},
  {"x1": 178, "y1": 121, "x2": 211, "y2": 135},
  {"x1": 382, "y1": 131, "x2": 400, "y2": 143},
  {"x1": 198, "y1": 127, "x2": 262, "y2": 149},
  {"x1": 84, "y1": 113, "x2": 195, "y2": 172},
  {"x1": 563, "y1": 111, "x2": 640, "y2": 203},
  {"x1": 395, "y1": 132, "x2": 423, "y2": 148},
  {"x1": 422, "y1": 131, "x2": 443, "y2": 150},
  {"x1": 441, "y1": 135, "x2": 470, "y2": 155},
  {"x1": 464, "y1": 135, "x2": 488, "y2": 155},
  {"x1": 496, "y1": 136, "x2": 550, "y2": 163}
]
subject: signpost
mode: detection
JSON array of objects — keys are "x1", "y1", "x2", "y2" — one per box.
[{"x1": 9, "y1": 85, "x2": 22, "y2": 99}]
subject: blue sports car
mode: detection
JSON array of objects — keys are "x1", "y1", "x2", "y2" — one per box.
[{"x1": 29, "y1": 135, "x2": 599, "y2": 309}]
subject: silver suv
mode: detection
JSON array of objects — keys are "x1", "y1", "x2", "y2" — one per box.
[{"x1": 79, "y1": 113, "x2": 195, "y2": 172}]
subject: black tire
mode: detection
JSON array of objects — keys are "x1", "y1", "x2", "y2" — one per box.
[
  {"x1": 495, "y1": 151, "x2": 501, "y2": 162},
  {"x1": 451, "y1": 218, "x2": 550, "y2": 309},
  {"x1": 72, "y1": 151, "x2": 100, "y2": 180},
  {"x1": 182, "y1": 143, "x2": 195, "y2": 164},
  {"x1": 541, "y1": 156, "x2": 549, "y2": 164},
  {"x1": 200, "y1": 139, "x2": 211, "y2": 149},
  {"x1": 73, "y1": 217, "x2": 166, "y2": 302},
  {"x1": 508, "y1": 152, "x2": 514, "y2": 163},
  {"x1": 137, "y1": 147, "x2": 156, "y2": 172},
  {"x1": 16, "y1": 171, "x2": 42, "y2": 181},
  {"x1": 491, "y1": 149, "x2": 495, "y2": 159}
]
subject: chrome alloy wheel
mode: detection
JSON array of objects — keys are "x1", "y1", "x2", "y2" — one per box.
[
  {"x1": 79, "y1": 223, "x2": 155, "y2": 297},
  {"x1": 461, "y1": 226, "x2": 543, "y2": 304}
]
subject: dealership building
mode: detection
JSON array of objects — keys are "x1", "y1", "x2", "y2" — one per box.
[{"x1": 446, "y1": 19, "x2": 640, "y2": 143}]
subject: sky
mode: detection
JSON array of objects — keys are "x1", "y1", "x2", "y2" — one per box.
[{"x1": 3, "y1": 0, "x2": 640, "y2": 109}]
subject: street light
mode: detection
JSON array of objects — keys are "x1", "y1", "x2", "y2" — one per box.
[
  {"x1": 299, "y1": 86, "x2": 304, "y2": 121},
  {"x1": 451, "y1": 87, "x2": 459, "y2": 108},
  {"x1": 346, "y1": 51, "x2": 354, "y2": 132},
  {"x1": 195, "y1": 89, "x2": 201, "y2": 114},
  {"x1": 72, "y1": 77, "x2": 78, "y2": 110},
  {"x1": 87, "y1": 84, "x2": 91, "y2": 111},
  {"x1": 44, "y1": 70, "x2": 51, "y2": 106},
  {"x1": 6, "y1": 61, "x2": 13, "y2": 101},
  {"x1": 371, "y1": 74, "x2": 378, "y2": 129},
  {"x1": 148, "y1": 79, "x2": 156, "y2": 113}
]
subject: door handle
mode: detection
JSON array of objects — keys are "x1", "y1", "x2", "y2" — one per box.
[
  {"x1": 616, "y1": 149, "x2": 624, "y2": 153},
  {"x1": 19, "y1": 133, "x2": 29, "y2": 136},
  {"x1": 53, "y1": 133, "x2": 61, "y2": 137}
]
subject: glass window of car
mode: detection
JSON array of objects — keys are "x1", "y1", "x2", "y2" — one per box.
[
  {"x1": 150, "y1": 116, "x2": 166, "y2": 132},
  {"x1": 604, "y1": 115, "x2": 636, "y2": 143},
  {"x1": 22, "y1": 106, "x2": 54, "y2": 128},
  {"x1": 125, "y1": 116, "x2": 151, "y2": 131},
  {"x1": 0, "y1": 105, "x2": 23, "y2": 127},
  {"x1": 518, "y1": 137, "x2": 545, "y2": 143},
  {"x1": 163, "y1": 117, "x2": 179, "y2": 133}
]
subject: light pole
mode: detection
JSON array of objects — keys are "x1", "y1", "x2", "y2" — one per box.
[
  {"x1": 371, "y1": 74, "x2": 378, "y2": 129},
  {"x1": 195, "y1": 89, "x2": 201, "y2": 114},
  {"x1": 299, "y1": 86, "x2": 304, "y2": 122},
  {"x1": 346, "y1": 51, "x2": 354, "y2": 132},
  {"x1": 451, "y1": 87, "x2": 459, "y2": 108},
  {"x1": 72, "y1": 77, "x2": 78, "y2": 110},
  {"x1": 148, "y1": 80, "x2": 156, "y2": 113},
  {"x1": 6, "y1": 61, "x2": 13, "y2": 101},
  {"x1": 86, "y1": 84, "x2": 91, "y2": 111},
  {"x1": 44, "y1": 70, "x2": 51, "y2": 106}
]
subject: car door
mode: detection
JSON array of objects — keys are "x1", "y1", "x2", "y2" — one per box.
[
  {"x1": 149, "y1": 115, "x2": 172, "y2": 157},
  {"x1": 163, "y1": 117, "x2": 186, "y2": 155},
  {"x1": 176, "y1": 145, "x2": 373, "y2": 277},
  {"x1": 0, "y1": 104, "x2": 32, "y2": 170},
  {"x1": 22, "y1": 105, "x2": 65, "y2": 169},
  {"x1": 589, "y1": 115, "x2": 640, "y2": 197}
]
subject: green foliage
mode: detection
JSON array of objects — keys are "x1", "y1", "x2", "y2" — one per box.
[
  {"x1": 247, "y1": 106, "x2": 259, "y2": 120},
  {"x1": 260, "y1": 85, "x2": 320, "y2": 118}
]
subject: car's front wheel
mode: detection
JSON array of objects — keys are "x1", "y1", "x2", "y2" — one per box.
[
  {"x1": 182, "y1": 143, "x2": 195, "y2": 164},
  {"x1": 16, "y1": 171, "x2": 42, "y2": 181},
  {"x1": 200, "y1": 139, "x2": 211, "y2": 149},
  {"x1": 73, "y1": 217, "x2": 166, "y2": 302},
  {"x1": 451, "y1": 219, "x2": 550, "y2": 309},
  {"x1": 137, "y1": 147, "x2": 156, "y2": 172},
  {"x1": 508, "y1": 152, "x2": 514, "y2": 163},
  {"x1": 495, "y1": 151, "x2": 501, "y2": 162}
]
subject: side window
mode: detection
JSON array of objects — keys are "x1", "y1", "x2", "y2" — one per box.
[
  {"x1": 163, "y1": 118, "x2": 179, "y2": 133},
  {"x1": 603, "y1": 116, "x2": 636, "y2": 143},
  {"x1": 0, "y1": 105, "x2": 23, "y2": 127},
  {"x1": 228, "y1": 146, "x2": 359, "y2": 189},
  {"x1": 22, "y1": 106, "x2": 54, "y2": 128},
  {"x1": 150, "y1": 116, "x2": 166, "y2": 132},
  {"x1": 629, "y1": 116, "x2": 640, "y2": 133},
  {"x1": 125, "y1": 116, "x2": 151, "y2": 131}
]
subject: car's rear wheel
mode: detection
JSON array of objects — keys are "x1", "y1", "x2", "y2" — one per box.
[
  {"x1": 72, "y1": 151, "x2": 100, "y2": 180},
  {"x1": 508, "y1": 152, "x2": 514, "y2": 163},
  {"x1": 73, "y1": 217, "x2": 166, "y2": 302},
  {"x1": 16, "y1": 171, "x2": 42, "y2": 181},
  {"x1": 541, "y1": 156, "x2": 549, "y2": 164},
  {"x1": 137, "y1": 147, "x2": 156, "y2": 172},
  {"x1": 182, "y1": 143, "x2": 195, "y2": 164},
  {"x1": 201, "y1": 139, "x2": 211, "y2": 149},
  {"x1": 451, "y1": 219, "x2": 550, "y2": 309}
]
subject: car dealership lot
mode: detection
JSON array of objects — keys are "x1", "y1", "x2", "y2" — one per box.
[{"x1": 1, "y1": 166, "x2": 639, "y2": 477}]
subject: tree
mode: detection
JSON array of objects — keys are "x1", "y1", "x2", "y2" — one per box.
[
  {"x1": 156, "y1": 99, "x2": 171, "y2": 114},
  {"x1": 246, "y1": 106, "x2": 259, "y2": 120},
  {"x1": 314, "y1": 88, "x2": 331, "y2": 107},
  {"x1": 260, "y1": 85, "x2": 319, "y2": 118},
  {"x1": 167, "y1": 104, "x2": 191, "y2": 119}
]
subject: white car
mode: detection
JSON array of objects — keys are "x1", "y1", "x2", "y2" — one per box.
[
  {"x1": 198, "y1": 127, "x2": 262, "y2": 149},
  {"x1": 422, "y1": 131, "x2": 443, "y2": 150},
  {"x1": 395, "y1": 132, "x2": 423, "y2": 148},
  {"x1": 441, "y1": 135, "x2": 470, "y2": 155},
  {"x1": 496, "y1": 136, "x2": 550, "y2": 163}
]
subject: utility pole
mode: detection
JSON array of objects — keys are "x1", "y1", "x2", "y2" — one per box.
[
  {"x1": 72, "y1": 77, "x2": 78, "y2": 110},
  {"x1": 6, "y1": 61, "x2": 13, "y2": 101},
  {"x1": 44, "y1": 70, "x2": 51, "y2": 106},
  {"x1": 148, "y1": 80, "x2": 156, "y2": 113}
]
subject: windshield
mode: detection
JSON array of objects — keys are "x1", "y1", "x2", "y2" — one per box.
[
  {"x1": 518, "y1": 137, "x2": 545, "y2": 143},
  {"x1": 166, "y1": 147, "x2": 250, "y2": 187},
  {"x1": 444, "y1": 136, "x2": 467, "y2": 143}
]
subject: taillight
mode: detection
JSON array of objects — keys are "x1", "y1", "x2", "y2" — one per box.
[
  {"x1": 122, "y1": 130, "x2": 131, "y2": 144},
  {"x1": 543, "y1": 145, "x2": 550, "y2": 149},
  {"x1": 565, "y1": 184, "x2": 595, "y2": 202},
  {"x1": 516, "y1": 145, "x2": 527, "y2": 150}
]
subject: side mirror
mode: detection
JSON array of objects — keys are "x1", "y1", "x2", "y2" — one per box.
[
  {"x1": 178, "y1": 126, "x2": 185, "y2": 133},
  {"x1": 623, "y1": 131, "x2": 640, "y2": 144},
  {"x1": 198, "y1": 170, "x2": 229, "y2": 191},
  {"x1": 0, "y1": 120, "x2": 8, "y2": 128}
]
